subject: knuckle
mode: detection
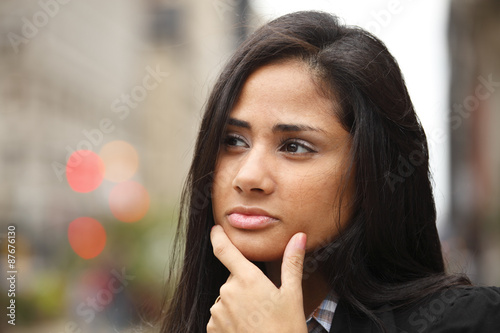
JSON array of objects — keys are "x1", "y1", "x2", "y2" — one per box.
[
  {"x1": 219, "y1": 283, "x2": 230, "y2": 297},
  {"x1": 244, "y1": 270, "x2": 259, "y2": 285},
  {"x1": 209, "y1": 305, "x2": 216, "y2": 316},
  {"x1": 206, "y1": 319, "x2": 215, "y2": 332},
  {"x1": 236, "y1": 267, "x2": 261, "y2": 286},
  {"x1": 209, "y1": 304, "x2": 221, "y2": 322},
  {"x1": 232, "y1": 271, "x2": 258, "y2": 289},
  {"x1": 212, "y1": 242, "x2": 226, "y2": 258},
  {"x1": 286, "y1": 255, "x2": 304, "y2": 275}
]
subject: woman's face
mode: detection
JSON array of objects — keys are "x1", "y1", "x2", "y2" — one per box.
[{"x1": 212, "y1": 60, "x2": 354, "y2": 262}]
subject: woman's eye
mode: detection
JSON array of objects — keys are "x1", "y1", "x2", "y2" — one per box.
[
  {"x1": 280, "y1": 140, "x2": 315, "y2": 154},
  {"x1": 224, "y1": 135, "x2": 247, "y2": 148}
]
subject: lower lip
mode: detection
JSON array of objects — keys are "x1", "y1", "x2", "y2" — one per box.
[{"x1": 227, "y1": 213, "x2": 278, "y2": 230}]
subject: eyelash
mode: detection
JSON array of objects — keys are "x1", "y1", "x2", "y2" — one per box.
[
  {"x1": 223, "y1": 134, "x2": 247, "y2": 148},
  {"x1": 222, "y1": 134, "x2": 317, "y2": 154},
  {"x1": 278, "y1": 137, "x2": 317, "y2": 154}
]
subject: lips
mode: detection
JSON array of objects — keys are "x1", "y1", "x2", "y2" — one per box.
[{"x1": 226, "y1": 207, "x2": 279, "y2": 230}]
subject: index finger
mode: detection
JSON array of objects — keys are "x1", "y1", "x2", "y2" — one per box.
[{"x1": 210, "y1": 225, "x2": 257, "y2": 276}]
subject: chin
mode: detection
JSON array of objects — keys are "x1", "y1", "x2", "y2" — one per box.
[
  {"x1": 224, "y1": 229, "x2": 286, "y2": 262},
  {"x1": 240, "y1": 249, "x2": 283, "y2": 262}
]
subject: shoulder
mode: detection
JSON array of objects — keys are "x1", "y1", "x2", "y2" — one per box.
[
  {"x1": 401, "y1": 286, "x2": 500, "y2": 332},
  {"x1": 331, "y1": 286, "x2": 500, "y2": 333}
]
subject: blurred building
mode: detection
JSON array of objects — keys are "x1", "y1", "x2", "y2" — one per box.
[
  {"x1": 143, "y1": 0, "x2": 251, "y2": 210},
  {"x1": 0, "y1": 0, "x2": 146, "y2": 237},
  {"x1": 0, "y1": 0, "x2": 250, "y2": 331},
  {"x1": 0, "y1": 0, "x2": 253, "y2": 236},
  {"x1": 0, "y1": 0, "x2": 251, "y2": 232},
  {"x1": 448, "y1": 0, "x2": 500, "y2": 285}
]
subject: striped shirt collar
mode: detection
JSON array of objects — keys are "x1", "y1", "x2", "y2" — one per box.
[{"x1": 306, "y1": 290, "x2": 338, "y2": 333}]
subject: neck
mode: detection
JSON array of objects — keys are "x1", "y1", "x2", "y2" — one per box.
[{"x1": 264, "y1": 257, "x2": 330, "y2": 318}]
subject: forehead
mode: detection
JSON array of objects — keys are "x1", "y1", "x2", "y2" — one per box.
[{"x1": 230, "y1": 60, "x2": 339, "y2": 128}]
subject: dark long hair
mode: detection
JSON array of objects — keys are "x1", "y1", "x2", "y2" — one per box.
[{"x1": 160, "y1": 11, "x2": 470, "y2": 332}]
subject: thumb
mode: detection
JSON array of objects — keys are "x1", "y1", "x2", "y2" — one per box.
[{"x1": 280, "y1": 232, "x2": 307, "y2": 291}]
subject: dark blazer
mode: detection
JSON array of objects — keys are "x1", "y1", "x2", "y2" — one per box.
[{"x1": 330, "y1": 286, "x2": 500, "y2": 332}]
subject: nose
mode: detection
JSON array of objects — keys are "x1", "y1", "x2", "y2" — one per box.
[{"x1": 232, "y1": 147, "x2": 275, "y2": 195}]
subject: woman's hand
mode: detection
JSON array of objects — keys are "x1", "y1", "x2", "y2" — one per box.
[{"x1": 207, "y1": 225, "x2": 308, "y2": 333}]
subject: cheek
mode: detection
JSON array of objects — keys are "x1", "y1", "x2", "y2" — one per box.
[
  {"x1": 284, "y1": 172, "x2": 341, "y2": 207},
  {"x1": 285, "y1": 174, "x2": 349, "y2": 242},
  {"x1": 211, "y1": 164, "x2": 234, "y2": 220},
  {"x1": 299, "y1": 204, "x2": 342, "y2": 253},
  {"x1": 213, "y1": 158, "x2": 236, "y2": 190},
  {"x1": 211, "y1": 171, "x2": 223, "y2": 215}
]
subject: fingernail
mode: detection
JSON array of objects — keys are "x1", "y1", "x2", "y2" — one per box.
[{"x1": 295, "y1": 233, "x2": 306, "y2": 250}]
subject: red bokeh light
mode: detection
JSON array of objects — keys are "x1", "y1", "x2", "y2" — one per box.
[
  {"x1": 66, "y1": 150, "x2": 105, "y2": 193},
  {"x1": 68, "y1": 217, "x2": 106, "y2": 259}
]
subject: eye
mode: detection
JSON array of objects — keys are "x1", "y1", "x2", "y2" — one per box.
[
  {"x1": 223, "y1": 134, "x2": 248, "y2": 148},
  {"x1": 279, "y1": 139, "x2": 316, "y2": 154}
]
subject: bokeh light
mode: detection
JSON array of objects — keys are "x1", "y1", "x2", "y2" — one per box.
[
  {"x1": 68, "y1": 217, "x2": 106, "y2": 259},
  {"x1": 109, "y1": 181, "x2": 150, "y2": 223},
  {"x1": 99, "y1": 140, "x2": 139, "y2": 183},
  {"x1": 66, "y1": 150, "x2": 105, "y2": 193}
]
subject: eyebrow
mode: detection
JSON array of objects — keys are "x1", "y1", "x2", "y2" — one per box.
[
  {"x1": 227, "y1": 118, "x2": 250, "y2": 129},
  {"x1": 227, "y1": 117, "x2": 324, "y2": 133}
]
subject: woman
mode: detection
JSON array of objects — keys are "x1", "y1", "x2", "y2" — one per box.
[{"x1": 160, "y1": 11, "x2": 500, "y2": 332}]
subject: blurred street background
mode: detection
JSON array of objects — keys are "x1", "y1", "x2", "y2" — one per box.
[{"x1": 0, "y1": 0, "x2": 499, "y2": 332}]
